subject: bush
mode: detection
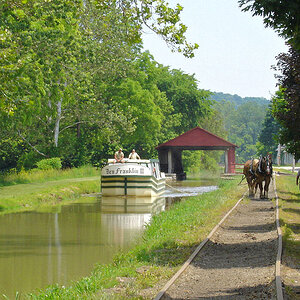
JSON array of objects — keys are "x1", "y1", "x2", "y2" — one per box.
[
  {"x1": 36, "y1": 158, "x2": 62, "y2": 170},
  {"x1": 17, "y1": 151, "x2": 41, "y2": 171}
]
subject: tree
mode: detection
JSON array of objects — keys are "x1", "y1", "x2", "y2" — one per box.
[
  {"x1": 214, "y1": 100, "x2": 267, "y2": 162},
  {"x1": 272, "y1": 57, "x2": 300, "y2": 160},
  {"x1": 155, "y1": 67, "x2": 212, "y2": 134},
  {"x1": 92, "y1": 0, "x2": 199, "y2": 57},
  {"x1": 0, "y1": 0, "x2": 86, "y2": 153},
  {"x1": 256, "y1": 105, "x2": 281, "y2": 157},
  {"x1": 238, "y1": 1, "x2": 300, "y2": 160},
  {"x1": 238, "y1": 0, "x2": 300, "y2": 49}
]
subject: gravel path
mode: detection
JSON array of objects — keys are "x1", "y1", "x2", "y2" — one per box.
[{"x1": 162, "y1": 183, "x2": 278, "y2": 299}]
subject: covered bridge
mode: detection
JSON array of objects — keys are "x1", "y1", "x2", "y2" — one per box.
[{"x1": 156, "y1": 127, "x2": 237, "y2": 179}]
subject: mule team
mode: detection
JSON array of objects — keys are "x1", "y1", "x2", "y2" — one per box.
[{"x1": 243, "y1": 154, "x2": 273, "y2": 199}]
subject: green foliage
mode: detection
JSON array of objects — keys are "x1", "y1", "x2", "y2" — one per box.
[
  {"x1": 214, "y1": 97, "x2": 268, "y2": 162},
  {"x1": 272, "y1": 48, "x2": 300, "y2": 160},
  {"x1": 36, "y1": 158, "x2": 62, "y2": 170},
  {"x1": 17, "y1": 151, "x2": 41, "y2": 171},
  {"x1": 238, "y1": 2, "x2": 300, "y2": 160},
  {"x1": 182, "y1": 151, "x2": 220, "y2": 173},
  {"x1": 156, "y1": 66, "x2": 212, "y2": 134},
  {"x1": 0, "y1": 1, "x2": 204, "y2": 171},
  {"x1": 0, "y1": 134, "x2": 28, "y2": 172},
  {"x1": 256, "y1": 104, "x2": 281, "y2": 157},
  {"x1": 239, "y1": 0, "x2": 300, "y2": 50}
]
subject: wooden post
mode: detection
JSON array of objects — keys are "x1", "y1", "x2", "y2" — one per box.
[
  {"x1": 224, "y1": 150, "x2": 228, "y2": 173},
  {"x1": 168, "y1": 150, "x2": 172, "y2": 174},
  {"x1": 277, "y1": 144, "x2": 281, "y2": 166},
  {"x1": 227, "y1": 147, "x2": 236, "y2": 173}
]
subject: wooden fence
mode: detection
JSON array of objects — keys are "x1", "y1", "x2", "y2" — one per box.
[{"x1": 233, "y1": 163, "x2": 244, "y2": 174}]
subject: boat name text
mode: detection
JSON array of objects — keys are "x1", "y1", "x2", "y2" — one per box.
[{"x1": 106, "y1": 167, "x2": 141, "y2": 175}]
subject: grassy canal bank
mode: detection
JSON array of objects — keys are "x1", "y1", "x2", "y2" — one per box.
[
  {"x1": 0, "y1": 166, "x2": 100, "y2": 214},
  {"x1": 17, "y1": 174, "x2": 246, "y2": 299}
]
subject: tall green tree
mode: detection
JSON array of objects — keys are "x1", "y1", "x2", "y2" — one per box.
[
  {"x1": 239, "y1": 0, "x2": 300, "y2": 160},
  {"x1": 272, "y1": 51, "x2": 300, "y2": 160},
  {"x1": 156, "y1": 67, "x2": 212, "y2": 134},
  {"x1": 0, "y1": 0, "x2": 86, "y2": 153}
]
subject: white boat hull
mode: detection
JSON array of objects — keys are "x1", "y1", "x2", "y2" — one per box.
[
  {"x1": 101, "y1": 176, "x2": 165, "y2": 197},
  {"x1": 101, "y1": 160, "x2": 165, "y2": 197}
]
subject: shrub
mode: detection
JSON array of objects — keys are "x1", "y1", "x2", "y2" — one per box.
[{"x1": 36, "y1": 158, "x2": 62, "y2": 170}]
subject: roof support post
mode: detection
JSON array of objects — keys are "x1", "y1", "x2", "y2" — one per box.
[
  {"x1": 168, "y1": 149, "x2": 172, "y2": 174},
  {"x1": 224, "y1": 150, "x2": 228, "y2": 173},
  {"x1": 228, "y1": 147, "x2": 236, "y2": 173}
]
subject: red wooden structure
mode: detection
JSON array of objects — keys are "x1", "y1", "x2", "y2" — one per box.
[{"x1": 156, "y1": 127, "x2": 237, "y2": 179}]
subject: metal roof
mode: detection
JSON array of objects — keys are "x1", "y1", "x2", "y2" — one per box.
[{"x1": 156, "y1": 127, "x2": 237, "y2": 149}]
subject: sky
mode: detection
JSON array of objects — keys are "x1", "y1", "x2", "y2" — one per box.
[{"x1": 142, "y1": 0, "x2": 288, "y2": 99}]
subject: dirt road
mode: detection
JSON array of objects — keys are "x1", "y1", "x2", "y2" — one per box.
[{"x1": 161, "y1": 182, "x2": 278, "y2": 299}]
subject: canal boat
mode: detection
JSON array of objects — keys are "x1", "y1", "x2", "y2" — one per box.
[{"x1": 101, "y1": 159, "x2": 165, "y2": 197}]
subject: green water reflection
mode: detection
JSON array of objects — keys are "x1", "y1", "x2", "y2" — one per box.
[{"x1": 0, "y1": 197, "x2": 165, "y2": 298}]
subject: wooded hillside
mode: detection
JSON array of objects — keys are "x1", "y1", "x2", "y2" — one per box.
[{"x1": 211, "y1": 92, "x2": 268, "y2": 163}]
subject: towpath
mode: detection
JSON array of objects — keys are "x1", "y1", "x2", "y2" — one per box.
[{"x1": 160, "y1": 181, "x2": 278, "y2": 299}]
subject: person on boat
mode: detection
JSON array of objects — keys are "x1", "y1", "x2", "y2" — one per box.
[
  {"x1": 114, "y1": 148, "x2": 125, "y2": 163},
  {"x1": 128, "y1": 149, "x2": 140, "y2": 160}
]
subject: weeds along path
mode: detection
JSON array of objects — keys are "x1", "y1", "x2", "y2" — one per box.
[{"x1": 158, "y1": 182, "x2": 279, "y2": 299}]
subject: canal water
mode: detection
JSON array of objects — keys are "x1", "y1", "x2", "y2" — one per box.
[{"x1": 0, "y1": 178, "x2": 218, "y2": 298}]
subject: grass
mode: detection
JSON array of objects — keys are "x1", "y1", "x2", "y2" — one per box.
[
  {"x1": 0, "y1": 166, "x2": 100, "y2": 214},
  {"x1": 275, "y1": 174, "x2": 300, "y2": 299},
  {"x1": 26, "y1": 176, "x2": 246, "y2": 299},
  {"x1": 0, "y1": 165, "x2": 99, "y2": 187}
]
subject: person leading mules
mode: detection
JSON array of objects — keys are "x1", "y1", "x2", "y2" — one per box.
[{"x1": 243, "y1": 154, "x2": 273, "y2": 199}]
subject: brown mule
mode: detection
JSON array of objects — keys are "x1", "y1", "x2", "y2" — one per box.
[
  {"x1": 254, "y1": 155, "x2": 273, "y2": 199},
  {"x1": 243, "y1": 159, "x2": 259, "y2": 197}
]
